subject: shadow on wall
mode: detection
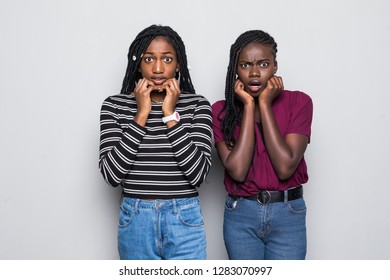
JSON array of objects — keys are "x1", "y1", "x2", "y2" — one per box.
[{"x1": 199, "y1": 148, "x2": 229, "y2": 260}]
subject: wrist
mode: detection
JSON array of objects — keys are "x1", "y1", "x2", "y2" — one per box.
[
  {"x1": 134, "y1": 111, "x2": 149, "y2": 126},
  {"x1": 162, "y1": 111, "x2": 180, "y2": 123},
  {"x1": 162, "y1": 110, "x2": 174, "y2": 117},
  {"x1": 259, "y1": 97, "x2": 272, "y2": 107}
]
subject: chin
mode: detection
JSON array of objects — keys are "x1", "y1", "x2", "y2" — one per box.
[{"x1": 250, "y1": 92, "x2": 261, "y2": 98}]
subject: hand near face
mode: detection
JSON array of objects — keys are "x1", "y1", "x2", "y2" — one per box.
[
  {"x1": 259, "y1": 75, "x2": 284, "y2": 105},
  {"x1": 234, "y1": 79, "x2": 254, "y2": 106},
  {"x1": 133, "y1": 78, "x2": 154, "y2": 115},
  {"x1": 161, "y1": 78, "x2": 181, "y2": 116}
]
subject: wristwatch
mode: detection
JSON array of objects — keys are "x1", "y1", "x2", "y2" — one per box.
[{"x1": 162, "y1": 111, "x2": 180, "y2": 123}]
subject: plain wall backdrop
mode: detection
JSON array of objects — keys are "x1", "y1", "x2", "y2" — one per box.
[{"x1": 1, "y1": 0, "x2": 390, "y2": 259}]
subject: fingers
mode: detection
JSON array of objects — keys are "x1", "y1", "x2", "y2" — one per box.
[
  {"x1": 161, "y1": 78, "x2": 181, "y2": 115},
  {"x1": 133, "y1": 78, "x2": 152, "y2": 113},
  {"x1": 260, "y1": 76, "x2": 284, "y2": 105},
  {"x1": 162, "y1": 78, "x2": 181, "y2": 95},
  {"x1": 135, "y1": 78, "x2": 154, "y2": 93},
  {"x1": 266, "y1": 75, "x2": 284, "y2": 91},
  {"x1": 234, "y1": 79, "x2": 244, "y2": 91}
]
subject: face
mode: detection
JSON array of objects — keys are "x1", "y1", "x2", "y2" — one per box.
[
  {"x1": 236, "y1": 42, "x2": 277, "y2": 97},
  {"x1": 138, "y1": 36, "x2": 179, "y2": 86}
]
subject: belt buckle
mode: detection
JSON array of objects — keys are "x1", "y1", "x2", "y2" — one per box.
[{"x1": 257, "y1": 190, "x2": 271, "y2": 205}]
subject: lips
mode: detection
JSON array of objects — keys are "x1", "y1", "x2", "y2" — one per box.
[
  {"x1": 248, "y1": 80, "x2": 262, "y2": 93},
  {"x1": 151, "y1": 77, "x2": 166, "y2": 85}
]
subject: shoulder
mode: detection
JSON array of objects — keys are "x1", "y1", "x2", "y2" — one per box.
[
  {"x1": 211, "y1": 100, "x2": 226, "y2": 111},
  {"x1": 277, "y1": 90, "x2": 312, "y2": 108},
  {"x1": 281, "y1": 90, "x2": 311, "y2": 102},
  {"x1": 101, "y1": 94, "x2": 136, "y2": 113},
  {"x1": 103, "y1": 94, "x2": 134, "y2": 104}
]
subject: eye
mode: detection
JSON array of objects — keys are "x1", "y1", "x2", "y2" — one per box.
[
  {"x1": 240, "y1": 63, "x2": 249, "y2": 69},
  {"x1": 163, "y1": 57, "x2": 173, "y2": 63},
  {"x1": 259, "y1": 62, "x2": 269, "y2": 68},
  {"x1": 144, "y1": 57, "x2": 153, "y2": 62}
]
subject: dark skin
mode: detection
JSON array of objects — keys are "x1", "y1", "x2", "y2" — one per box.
[
  {"x1": 216, "y1": 42, "x2": 308, "y2": 182},
  {"x1": 132, "y1": 36, "x2": 181, "y2": 129}
]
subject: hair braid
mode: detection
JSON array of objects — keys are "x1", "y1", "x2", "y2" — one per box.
[
  {"x1": 120, "y1": 24, "x2": 195, "y2": 95},
  {"x1": 220, "y1": 30, "x2": 278, "y2": 147}
]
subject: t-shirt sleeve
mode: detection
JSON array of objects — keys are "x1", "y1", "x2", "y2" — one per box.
[
  {"x1": 286, "y1": 92, "x2": 313, "y2": 143},
  {"x1": 211, "y1": 100, "x2": 226, "y2": 144}
]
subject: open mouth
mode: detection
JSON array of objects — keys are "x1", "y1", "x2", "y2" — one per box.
[
  {"x1": 248, "y1": 81, "x2": 262, "y2": 93},
  {"x1": 151, "y1": 77, "x2": 166, "y2": 85}
]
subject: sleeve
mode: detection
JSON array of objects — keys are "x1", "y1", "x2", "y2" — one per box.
[
  {"x1": 98, "y1": 97, "x2": 147, "y2": 187},
  {"x1": 166, "y1": 96, "x2": 213, "y2": 187},
  {"x1": 211, "y1": 100, "x2": 225, "y2": 144},
  {"x1": 286, "y1": 92, "x2": 313, "y2": 143}
]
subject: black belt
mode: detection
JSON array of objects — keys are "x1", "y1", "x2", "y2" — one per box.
[{"x1": 229, "y1": 185, "x2": 303, "y2": 205}]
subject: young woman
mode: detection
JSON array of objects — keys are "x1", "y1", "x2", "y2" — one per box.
[
  {"x1": 99, "y1": 25, "x2": 212, "y2": 260},
  {"x1": 212, "y1": 30, "x2": 313, "y2": 260}
]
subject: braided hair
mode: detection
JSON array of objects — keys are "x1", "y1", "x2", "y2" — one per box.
[
  {"x1": 120, "y1": 24, "x2": 195, "y2": 95},
  {"x1": 220, "y1": 30, "x2": 278, "y2": 148}
]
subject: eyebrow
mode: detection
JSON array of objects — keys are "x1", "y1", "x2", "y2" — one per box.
[
  {"x1": 239, "y1": 58, "x2": 271, "y2": 63},
  {"x1": 144, "y1": 51, "x2": 174, "y2": 55}
]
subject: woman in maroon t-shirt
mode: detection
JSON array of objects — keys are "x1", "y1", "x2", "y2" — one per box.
[{"x1": 212, "y1": 30, "x2": 313, "y2": 260}]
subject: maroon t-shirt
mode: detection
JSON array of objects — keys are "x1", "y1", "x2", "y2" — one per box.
[{"x1": 212, "y1": 90, "x2": 313, "y2": 195}]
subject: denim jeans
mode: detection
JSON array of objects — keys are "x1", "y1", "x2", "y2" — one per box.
[
  {"x1": 118, "y1": 196, "x2": 207, "y2": 260},
  {"x1": 223, "y1": 193, "x2": 307, "y2": 260}
]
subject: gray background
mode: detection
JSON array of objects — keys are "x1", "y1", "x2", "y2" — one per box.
[{"x1": 1, "y1": 0, "x2": 389, "y2": 259}]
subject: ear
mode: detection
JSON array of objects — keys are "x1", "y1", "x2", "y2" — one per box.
[{"x1": 176, "y1": 65, "x2": 180, "y2": 72}]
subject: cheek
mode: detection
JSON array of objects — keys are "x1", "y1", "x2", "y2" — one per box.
[
  {"x1": 166, "y1": 67, "x2": 178, "y2": 79},
  {"x1": 138, "y1": 64, "x2": 149, "y2": 78},
  {"x1": 261, "y1": 70, "x2": 275, "y2": 80}
]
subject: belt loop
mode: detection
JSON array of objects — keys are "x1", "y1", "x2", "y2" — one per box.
[
  {"x1": 283, "y1": 190, "x2": 289, "y2": 204},
  {"x1": 134, "y1": 199, "x2": 140, "y2": 215},
  {"x1": 172, "y1": 199, "x2": 178, "y2": 214}
]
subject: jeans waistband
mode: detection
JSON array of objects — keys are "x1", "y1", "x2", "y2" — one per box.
[
  {"x1": 229, "y1": 185, "x2": 303, "y2": 205},
  {"x1": 121, "y1": 196, "x2": 200, "y2": 209}
]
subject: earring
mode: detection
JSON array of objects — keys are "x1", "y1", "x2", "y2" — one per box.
[{"x1": 235, "y1": 74, "x2": 238, "y2": 79}]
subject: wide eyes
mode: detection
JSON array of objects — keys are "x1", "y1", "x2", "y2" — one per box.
[
  {"x1": 240, "y1": 61, "x2": 270, "y2": 68},
  {"x1": 259, "y1": 62, "x2": 269, "y2": 68},
  {"x1": 143, "y1": 56, "x2": 174, "y2": 63},
  {"x1": 163, "y1": 57, "x2": 173, "y2": 63}
]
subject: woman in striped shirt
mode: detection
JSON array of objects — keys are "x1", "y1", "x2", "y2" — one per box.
[{"x1": 99, "y1": 25, "x2": 212, "y2": 260}]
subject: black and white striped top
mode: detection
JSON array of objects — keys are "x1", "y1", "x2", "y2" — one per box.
[{"x1": 99, "y1": 93, "x2": 212, "y2": 199}]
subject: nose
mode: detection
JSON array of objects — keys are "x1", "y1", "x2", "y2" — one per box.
[
  {"x1": 249, "y1": 65, "x2": 260, "y2": 77},
  {"x1": 153, "y1": 60, "x2": 163, "y2": 73}
]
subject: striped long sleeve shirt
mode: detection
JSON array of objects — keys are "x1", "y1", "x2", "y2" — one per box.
[{"x1": 99, "y1": 93, "x2": 212, "y2": 199}]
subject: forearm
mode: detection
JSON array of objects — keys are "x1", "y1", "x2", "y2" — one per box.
[
  {"x1": 168, "y1": 103, "x2": 212, "y2": 187},
  {"x1": 260, "y1": 102, "x2": 297, "y2": 180},
  {"x1": 99, "y1": 119, "x2": 146, "y2": 187},
  {"x1": 223, "y1": 103, "x2": 255, "y2": 182}
]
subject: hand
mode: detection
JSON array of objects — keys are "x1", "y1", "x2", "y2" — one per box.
[
  {"x1": 259, "y1": 75, "x2": 284, "y2": 105},
  {"x1": 162, "y1": 78, "x2": 181, "y2": 116},
  {"x1": 133, "y1": 78, "x2": 153, "y2": 123},
  {"x1": 234, "y1": 79, "x2": 254, "y2": 106}
]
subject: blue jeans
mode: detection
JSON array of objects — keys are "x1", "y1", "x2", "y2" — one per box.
[
  {"x1": 223, "y1": 194, "x2": 307, "y2": 260},
  {"x1": 118, "y1": 196, "x2": 207, "y2": 260}
]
